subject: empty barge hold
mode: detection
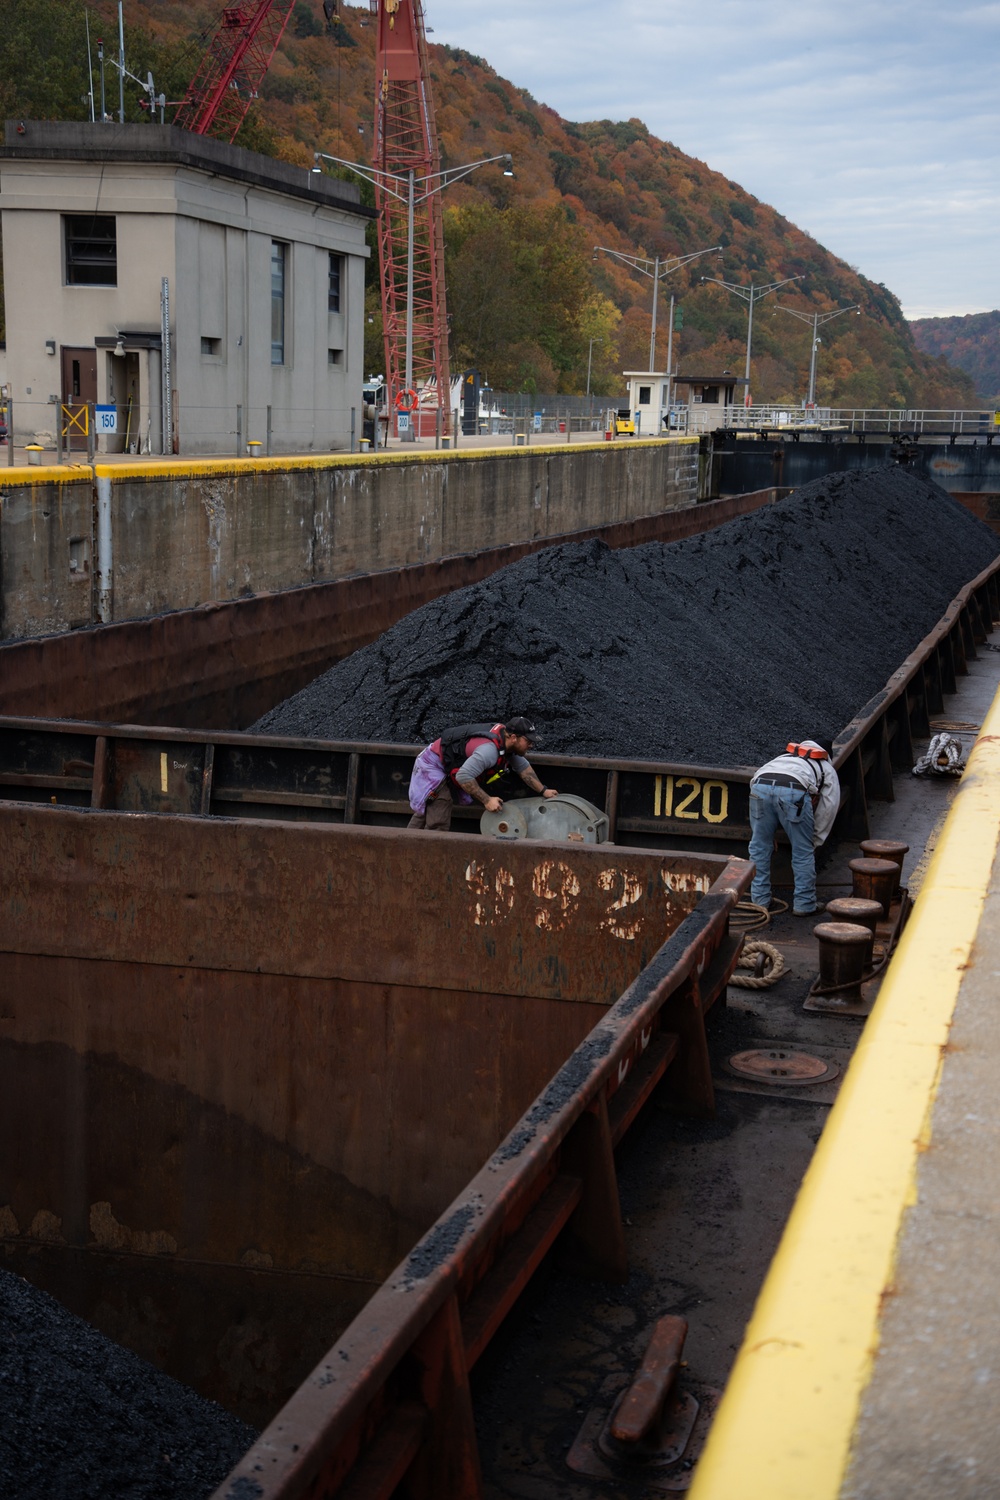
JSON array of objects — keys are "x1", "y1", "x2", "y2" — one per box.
[{"x1": 0, "y1": 801, "x2": 748, "y2": 1444}]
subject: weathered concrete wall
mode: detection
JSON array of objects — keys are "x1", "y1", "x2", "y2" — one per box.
[
  {"x1": 0, "y1": 438, "x2": 699, "y2": 640},
  {"x1": 0, "y1": 473, "x2": 95, "y2": 638}
]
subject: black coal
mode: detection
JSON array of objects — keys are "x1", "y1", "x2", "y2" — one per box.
[
  {"x1": 0, "y1": 1269, "x2": 255, "y2": 1500},
  {"x1": 252, "y1": 469, "x2": 999, "y2": 766}
]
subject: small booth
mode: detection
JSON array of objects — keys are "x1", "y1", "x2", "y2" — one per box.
[
  {"x1": 623, "y1": 371, "x2": 669, "y2": 436},
  {"x1": 673, "y1": 372, "x2": 748, "y2": 433}
]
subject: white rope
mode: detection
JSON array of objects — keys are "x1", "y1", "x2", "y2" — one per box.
[{"x1": 912, "y1": 731, "x2": 964, "y2": 777}]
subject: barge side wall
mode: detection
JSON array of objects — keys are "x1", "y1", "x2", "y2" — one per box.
[{"x1": 0, "y1": 802, "x2": 723, "y2": 1420}]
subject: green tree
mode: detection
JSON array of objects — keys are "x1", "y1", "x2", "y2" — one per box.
[{"x1": 444, "y1": 200, "x2": 613, "y2": 392}]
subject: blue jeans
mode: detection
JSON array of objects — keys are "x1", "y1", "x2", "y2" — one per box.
[{"x1": 748, "y1": 782, "x2": 818, "y2": 912}]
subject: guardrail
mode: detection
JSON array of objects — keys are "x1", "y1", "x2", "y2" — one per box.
[
  {"x1": 210, "y1": 853, "x2": 751, "y2": 1500},
  {"x1": 699, "y1": 405, "x2": 1000, "y2": 437}
]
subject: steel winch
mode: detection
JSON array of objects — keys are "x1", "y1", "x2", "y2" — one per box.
[{"x1": 480, "y1": 793, "x2": 609, "y2": 844}]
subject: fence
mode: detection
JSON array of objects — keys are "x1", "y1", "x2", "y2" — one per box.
[
  {"x1": 2, "y1": 398, "x2": 366, "y2": 462},
  {"x1": 690, "y1": 405, "x2": 1000, "y2": 437}
]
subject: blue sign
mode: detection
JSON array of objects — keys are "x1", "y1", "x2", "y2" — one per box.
[{"x1": 95, "y1": 404, "x2": 118, "y2": 433}]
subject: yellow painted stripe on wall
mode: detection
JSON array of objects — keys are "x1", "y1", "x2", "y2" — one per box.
[
  {"x1": 0, "y1": 466, "x2": 94, "y2": 487},
  {"x1": 0, "y1": 436, "x2": 696, "y2": 490},
  {"x1": 688, "y1": 684, "x2": 1000, "y2": 1500},
  {"x1": 96, "y1": 435, "x2": 696, "y2": 482}
]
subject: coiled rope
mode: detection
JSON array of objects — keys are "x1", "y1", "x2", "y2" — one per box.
[
  {"x1": 729, "y1": 899, "x2": 789, "y2": 988},
  {"x1": 912, "y1": 731, "x2": 964, "y2": 777},
  {"x1": 730, "y1": 939, "x2": 788, "y2": 989}
]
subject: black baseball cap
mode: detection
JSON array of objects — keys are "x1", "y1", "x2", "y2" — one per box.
[{"x1": 506, "y1": 716, "x2": 538, "y2": 744}]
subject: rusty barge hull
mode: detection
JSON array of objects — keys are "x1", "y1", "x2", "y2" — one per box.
[
  {"x1": 0, "y1": 800, "x2": 747, "y2": 1434},
  {"x1": 1, "y1": 553, "x2": 997, "y2": 857}
]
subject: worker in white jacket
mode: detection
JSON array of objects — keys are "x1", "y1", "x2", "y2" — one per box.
[{"x1": 748, "y1": 739, "x2": 841, "y2": 916}]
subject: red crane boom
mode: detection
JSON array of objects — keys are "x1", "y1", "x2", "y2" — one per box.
[
  {"x1": 173, "y1": 0, "x2": 296, "y2": 143},
  {"x1": 374, "y1": 0, "x2": 451, "y2": 429}
]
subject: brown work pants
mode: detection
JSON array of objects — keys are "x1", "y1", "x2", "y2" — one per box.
[{"x1": 407, "y1": 781, "x2": 454, "y2": 830}]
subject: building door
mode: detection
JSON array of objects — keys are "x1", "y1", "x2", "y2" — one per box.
[{"x1": 60, "y1": 346, "x2": 98, "y2": 451}]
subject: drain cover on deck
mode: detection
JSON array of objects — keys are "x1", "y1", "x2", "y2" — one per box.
[{"x1": 726, "y1": 1048, "x2": 838, "y2": 1086}]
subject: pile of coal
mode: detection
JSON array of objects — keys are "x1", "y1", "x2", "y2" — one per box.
[
  {"x1": 251, "y1": 468, "x2": 999, "y2": 766},
  {"x1": 0, "y1": 1268, "x2": 255, "y2": 1500}
]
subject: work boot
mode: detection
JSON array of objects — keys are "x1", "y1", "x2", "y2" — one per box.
[{"x1": 793, "y1": 901, "x2": 826, "y2": 917}]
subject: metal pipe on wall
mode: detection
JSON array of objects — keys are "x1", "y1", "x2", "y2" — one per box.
[{"x1": 95, "y1": 474, "x2": 113, "y2": 624}]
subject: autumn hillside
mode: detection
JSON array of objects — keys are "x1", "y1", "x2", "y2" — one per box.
[
  {"x1": 0, "y1": 0, "x2": 981, "y2": 405},
  {"x1": 910, "y1": 311, "x2": 1000, "y2": 407}
]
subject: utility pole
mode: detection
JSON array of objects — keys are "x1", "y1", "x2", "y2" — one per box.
[
  {"x1": 98, "y1": 38, "x2": 106, "y2": 122},
  {"x1": 586, "y1": 337, "x2": 603, "y2": 397},
  {"x1": 117, "y1": 0, "x2": 125, "y2": 123},
  {"x1": 665, "y1": 296, "x2": 676, "y2": 410},
  {"x1": 314, "y1": 149, "x2": 513, "y2": 435},
  {"x1": 776, "y1": 303, "x2": 861, "y2": 407},
  {"x1": 702, "y1": 274, "x2": 803, "y2": 404},
  {"x1": 595, "y1": 243, "x2": 721, "y2": 372},
  {"x1": 85, "y1": 12, "x2": 96, "y2": 122}
]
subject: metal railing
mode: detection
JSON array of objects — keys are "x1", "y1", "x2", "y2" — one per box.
[{"x1": 694, "y1": 405, "x2": 1000, "y2": 437}]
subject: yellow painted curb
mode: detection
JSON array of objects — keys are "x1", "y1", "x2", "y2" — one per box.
[
  {"x1": 0, "y1": 466, "x2": 94, "y2": 486},
  {"x1": 0, "y1": 437, "x2": 696, "y2": 487},
  {"x1": 97, "y1": 436, "x2": 695, "y2": 481},
  {"x1": 688, "y1": 686, "x2": 1000, "y2": 1500}
]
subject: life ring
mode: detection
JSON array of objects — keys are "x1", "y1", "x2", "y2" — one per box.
[{"x1": 394, "y1": 387, "x2": 418, "y2": 413}]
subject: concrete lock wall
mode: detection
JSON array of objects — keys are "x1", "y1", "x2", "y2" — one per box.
[{"x1": 0, "y1": 438, "x2": 699, "y2": 640}]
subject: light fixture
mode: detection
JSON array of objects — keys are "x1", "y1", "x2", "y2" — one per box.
[
  {"x1": 113, "y1": 337, "x2": 125, "y2": 358},
  {"x1": 503, "y1": 155, "x2": 514, "y2": 176},
  {"x1": 45, "y1": 339, "x2": 56, "y2": 356},
  {"x1": 312, "y1": 152, "x2": 322, "y2": 174}
]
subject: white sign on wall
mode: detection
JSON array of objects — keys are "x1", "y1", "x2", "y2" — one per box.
[{"x1": 95, "y1": 404, "x2": 118, "y2": 433}]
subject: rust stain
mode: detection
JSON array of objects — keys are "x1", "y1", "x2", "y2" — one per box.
[
  {"x1": 27, "y1": 1209, "x2": 64, "y2": 1243},
  {"x1": 89, "y1": 1200, "x2": 178, "y2": 1256}
]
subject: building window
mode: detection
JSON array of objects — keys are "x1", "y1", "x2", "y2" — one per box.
[
  {"x1": 328, "y1": 253, "x2": 342, "y2": 313},
  {"x1": 201, "y1": 336, "x2": 220, "y2": 357},
  {"x1": 65, "y1": 215, "x2": 117, "y2": 286},
  {"x1": 638, "y1": 385, "x2": 651, "y2": 405},
  {"x1": 271, "y1": 241, "x2": 286, "y2": 365},
  {"x1": 328, "y1": 348, "x2": 342, "y2": 365}
]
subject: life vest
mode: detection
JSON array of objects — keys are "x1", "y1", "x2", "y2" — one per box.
[
  {"x1": 786, "y1": 742, "x2": 828, "y2": 760},
  {"x1": 435, "y1": 722, "x2": 509, "y2": 787},
  {"x1": 785, "y1": 742, "x2": 828, "y2": 792}
]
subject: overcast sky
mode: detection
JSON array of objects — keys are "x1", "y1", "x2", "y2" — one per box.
[{"x1": 425, "y1": 0, "x2": 1000, "y2": 321}]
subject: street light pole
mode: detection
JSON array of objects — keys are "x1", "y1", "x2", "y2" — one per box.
[
  {"x1": 314, "y1": 149, "x2": 513, "y2": 413},
  {"x1": 776, "y1": 303, "x2": 861, "y2": 406},
  {"x1": 594, "y1": 243, "x2": 721, "y2": 371},
  {"x1": 665, "y1": 294, "x2": 675, "y2": 410},
  {"x1": 586, "y1": 337, "x2": 603, "y2": 396},
  {"x1": 701, "y1": 274, "x2": 803, "y2": 404}
]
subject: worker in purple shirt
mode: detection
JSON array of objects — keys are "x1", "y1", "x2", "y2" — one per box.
[
  {"x1": 748, "y1": 739, "x2": 841, "y2": 915},
  {"x1": 408, "y1": 717, "x2": 558, "y2": 831}
]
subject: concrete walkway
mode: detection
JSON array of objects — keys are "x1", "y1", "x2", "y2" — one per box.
[
  {"x1": 689, "y1": 636, "x2": 1000, "y2": 1500},
  {"x1": 842, "y1": 646, "x2": 1000, "y2": 1497}
]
